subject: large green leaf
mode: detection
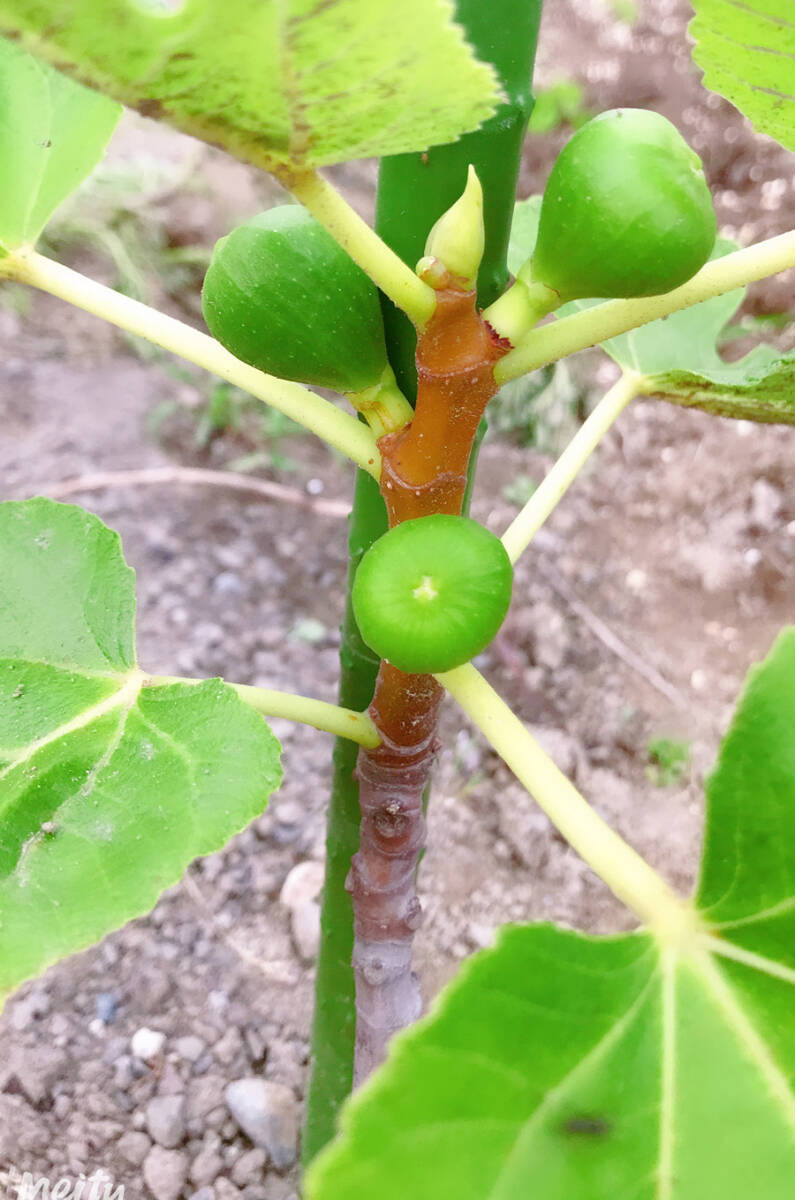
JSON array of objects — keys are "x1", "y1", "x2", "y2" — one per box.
[
  {"x1": 508, "y1": 201, "x2": 795, "y2": 424},
  {"x1": 690, "y1": 0, "x2": 795, "y2": 152},
  {"x1": 0, "y1": 1, "x2": 501, "y2": 171},
  {"x1": 0, "y1": 37, "x2": 120, "y2": 252},
  {"x1": 0, "y1": 499, "x2": 281, "y2": 1001},
  {"x1": 697, "y1": 628, "x2": 795, "y2": 966},
  {"x1": 306, "y1": 630, "x2": 795, "y2": 1197}
]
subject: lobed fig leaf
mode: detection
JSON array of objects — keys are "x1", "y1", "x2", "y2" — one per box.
[
  {"x1": 352, "y1": 515, "x2": 513, "y2": 675},
  {"x1": 202, "y1": 206, "x2": 390, "y2": 395},
  {"x1": 0, "y1": 499, "x2": 282, "y2": 1005}
]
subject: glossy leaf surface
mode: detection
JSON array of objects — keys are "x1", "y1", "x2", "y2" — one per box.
[{"x1": 0, "y1": 500, "x2": 281, "y2": 1002}]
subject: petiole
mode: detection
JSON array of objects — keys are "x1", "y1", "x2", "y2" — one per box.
[
  {"x1": 146, "y1": 675, "x2": 381, "y2": 748},
  {"x1": 2, "y1": 249, "x2": 381, "y2": 477},
  {"x1": 501, "y1": 369, "x2": 644, "y2": 563},
  {"x1": 495, "y1": 230, "x2": 795, "y2": 383}
]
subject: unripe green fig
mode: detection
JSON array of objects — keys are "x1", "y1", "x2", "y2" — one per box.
[
  {"x1": 529, "y1": 108, "x2": 716, "y2": 301},
  {"x1": 352, "y1": 515, "x2": 513, "y2": 675},
  {"x1": 202, "y1": 206, "x2": 389, "y2": 394}
]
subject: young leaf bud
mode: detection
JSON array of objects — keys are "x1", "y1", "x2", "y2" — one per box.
[{"x1": 422, "y1": 165, "x2": 485, "y2": 289}]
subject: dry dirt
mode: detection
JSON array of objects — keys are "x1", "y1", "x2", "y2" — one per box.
[{"x1": 0, "y1": 1, "x2": 793, "y2": 1197}]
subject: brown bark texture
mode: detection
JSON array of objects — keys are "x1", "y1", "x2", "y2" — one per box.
[{"x1": 350, "y1": 282, "x2": 507, "y2": 1084}]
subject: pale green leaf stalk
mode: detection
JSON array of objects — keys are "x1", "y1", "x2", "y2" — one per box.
[
  {"x1": 2, "y1": 249, "x2": 381, "y2": 474},
  {"x1": 501, "y1": 370, "x2": 644, "y2": 563},
  {"x1": 496, "y1": 230, "x2": 795, "y2": 382},
  {"x1": 149, "y1": 678, "x2": 380, "y2": 749}
]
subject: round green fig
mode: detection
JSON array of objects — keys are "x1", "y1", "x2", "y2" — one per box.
[
  {"x1": 202, "y1": 206, "x2": 389, "y2": 394},
  {"x1": 352, "y1": 515, "x2": 513, "y2": 675},
  {"x1": 529, "y1": 108, "x2": 716, "y2": 301}
]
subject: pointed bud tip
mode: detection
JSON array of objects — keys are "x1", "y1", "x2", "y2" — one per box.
[{"x1": 423, "y1": 165, "x2": 485, "y2": 290}]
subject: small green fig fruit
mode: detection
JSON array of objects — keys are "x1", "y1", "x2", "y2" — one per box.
[
  {"x1": 352, "y1": 515, "x2": 513, "y2": 674},
  {"x1": 529, "y1": 108, "x2": 716, "y2": 301},
  {"x1": 202, "y1": 206, "x2": 389, "y2": 394}
]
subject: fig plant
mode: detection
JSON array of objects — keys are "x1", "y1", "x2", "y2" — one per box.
[{"x1": 0, "y1": 1, "x2": 793, "y2": 1197}]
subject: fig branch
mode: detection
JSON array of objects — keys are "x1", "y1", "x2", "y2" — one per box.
[
  {"x1": 1, "y1": 249, "x2": 382, "y2": 476},
  {"x1": 348, "y1": 248, "x2": 509, "y2": 1082},
  {"x1": 496, "y1": 229, "x2": 795, "y2": 382},
  {"x1": 305, "y1": 0, "x2": 543, "y2": 1130},
  {"x1": 348, "y1": 664, "x2": 443, "y2": 1084}
]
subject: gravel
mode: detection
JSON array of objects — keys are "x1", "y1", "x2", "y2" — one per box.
[
  {"x1": 146, "y1": 1095, "x2": 187, "y2": 1149},
  {"x1": 225, "y1": 1080, "x2": 299, "y2": 1168},
  {"x1": 143, "y1": 1147, "x2": 190, "y2": 1200},
  {"x1": 232, "y1": 1149, "x2": 269, "y2": 1188},
  {"x1": 132, "y1": 1028, "x2": 167, "y2": 1063},
  {"x1": 117, "y1": 1131, "x2": 153, "y2": 1167},
  {"x1": 289, "y1": 902, "x2": 321, "y2": 962}
]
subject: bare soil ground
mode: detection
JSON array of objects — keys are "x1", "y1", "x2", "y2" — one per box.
[{"x1": 0, "y1": 1, "x2": 792, "y2": 1197}]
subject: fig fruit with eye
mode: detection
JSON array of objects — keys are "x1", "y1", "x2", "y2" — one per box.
[{"x1": 352, "y1": 515, "x2": 513, "y2": 675}]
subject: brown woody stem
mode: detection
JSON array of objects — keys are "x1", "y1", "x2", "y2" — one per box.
[
  {"x1": 350, "y1": 284, "x2": 507, "y2": 1082},
  {"x1": 378, "y1": 283, "x2": 506, "y2": 523},
  {"x1": 349, "y1": 665, "x2": 443, "y2": 1083}
]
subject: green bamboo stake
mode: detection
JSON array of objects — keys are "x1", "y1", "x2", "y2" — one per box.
[
  {"x1": 375, "y1": 0, "x2": 543, "y2": 391},
  {"x1": 302, "y1": 0, "x2": 543, "y2": 1162},
  {"x1": 303, "y1": 468, "x2": 385, "y2": 1163}
]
